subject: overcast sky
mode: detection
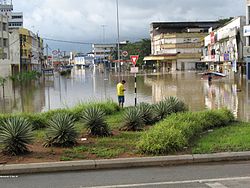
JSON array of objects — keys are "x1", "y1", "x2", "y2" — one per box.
[{"x1": 12, "y1": 0, "x2": 246, "y2": 52}]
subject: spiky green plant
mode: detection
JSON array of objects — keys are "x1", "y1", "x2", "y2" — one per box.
[
  {"x1": 81, "y1": 106, "x2": 110, "y2": 136},
  {"x1": 138, "y1": 102, "x2": 155, "y2": 125},
  {"x1": 153, "y1": 97, "x2": 187, "y2": 121},
  {"x1": 44, "y1": 113, "x2": 78, "y2": 147},
  {"x1": 0, "y1": 117, "x2": 33, "y2": 155},
  {"x1": 153, "y1": 100, "x2": 172, "y2": 121},
  {"x1": 121, "y1": 107, "x2": 145, "y2": 131},
  {"x1": 163, "y1": 96, "x2": 188, "y2": 114}
]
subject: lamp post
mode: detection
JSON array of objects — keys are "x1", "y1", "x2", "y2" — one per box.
[{"x1": 116, "y1": 0, "x2": 120, "y2": 72}]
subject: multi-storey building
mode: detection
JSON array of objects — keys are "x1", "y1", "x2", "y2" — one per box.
[
  {"x1": 144, "y1": 22, "x2": 221, "y2": 71},
  {"x1": 203, "y1": 17, "x2": 246, "y2": 75},
  {"x1": 0, "y1": 13, "x2": 11, "y2": 77},
  {"x1": 0, "y1": 13, "x2": 9, "y2": 59},
  {"x1": 9, "y1": 28, "x2": 44, "y2": 72},
  {"x1": 0, "y1": 1, "x2": 23, "y2": 32}
]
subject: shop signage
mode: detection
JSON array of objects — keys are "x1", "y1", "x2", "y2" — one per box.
[
  {"x1": 224, "y1": 53, "x2": 230, "y2": 61},
  {"x1": 244, "y1": 25, "x2": 250, "y2": 37}
]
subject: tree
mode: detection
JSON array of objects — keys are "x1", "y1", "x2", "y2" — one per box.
[{"x1": 111, "y1": 39, "x2": 151, "y2": 67}]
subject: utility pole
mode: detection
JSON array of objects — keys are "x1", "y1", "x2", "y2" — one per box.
[
  {"x1": 116, "y1": 0, "x2": 120, "y2": 72},
  {"x1": 46, "y1": 44, "x2": 48, "y2": 67},
  {"x1": 20, "y1": 34, "x2": 23, "y2": 72}
]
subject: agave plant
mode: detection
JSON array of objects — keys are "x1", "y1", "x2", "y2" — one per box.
[
  {"x1": 44, "y1": 113, "x2": 78, "y2": 147},
  {"x1": 163, "y1": 96, "x2": 188, "y2": 114},
  {"x1": 153, "y1": 97, "x2": 188, "y2": 121},
  {"x1": 138, "y1": 102, "x2": 155, "y2": 125},
  {"x1": 153, "y1": 100, "x2": 172, "y2": 121},
  {"x1": 81, "y1": 106, "x2": 110, "y2": 136},
  {"x1": 0, "y1": 117, "x2": 33, "y2": 156},
  {"x1": 121, "y1": 107, "x2": 144, "y2": 131}
]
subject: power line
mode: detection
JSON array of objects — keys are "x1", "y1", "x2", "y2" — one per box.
[{"x1": 43, "y1": 37, "x2": 93, "y2": 45}]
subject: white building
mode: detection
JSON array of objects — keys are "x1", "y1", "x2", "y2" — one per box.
[
  {"x1": 203, "y1": 17, "x2": 246, "y2": 74},
  {"x1": 144, "y1": 22, "x2": 221, "y2": 71},
  {"x1": 0, "y1": 1, "x2": 23, "y2": 33},
  {"x1": 92, "y1": 44, "x2": 116, "y2": 63}
]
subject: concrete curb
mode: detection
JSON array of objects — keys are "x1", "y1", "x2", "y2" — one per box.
[{"x1": 1, "y1": 151, "x2": 250, "y2": 175}]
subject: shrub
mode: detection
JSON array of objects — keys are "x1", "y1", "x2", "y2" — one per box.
[
  {"x1": 138, "y1": 109, "x2": 234, "y2": 154},
  {"x1": 138, "y1": 102, "x2": 155, "y2": 125},
  {"x1": 163, "y1": 96, "x2": 188, "y2": 114},
  {"x1": 0, "y1": 117, "x2": 33, "y2": 155},
  {"x1": 138, "y1": 126, "x2": 187, "y2": 154},
  {"x1": 121, "y1": 107, "x2": 144, "y2": 131},
  {"x1": 44, "y1": 113, "x2": 78, "y2": 147},
  {"x1": 81, "y1": 106, "x2": 110, "y2": 136},
  {"x1": 153, "y1": 97, "x2": 187, "y2": 121},
  {"x1": 18, "y1": 113, "x2": 47, "y2": 130}
]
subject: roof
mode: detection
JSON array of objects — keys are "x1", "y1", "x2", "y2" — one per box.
[{"x1": 150, "y1": 21, "x2": 221, "y2": 33}]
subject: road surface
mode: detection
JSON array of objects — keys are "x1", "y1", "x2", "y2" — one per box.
[{"x1": 1, "y1": 161, "x2": 250, "y2": 188}]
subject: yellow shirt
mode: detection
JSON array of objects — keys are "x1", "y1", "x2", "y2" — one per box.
[{"x1": 117, "y1": 83, "x2": 125, "y2": 96}]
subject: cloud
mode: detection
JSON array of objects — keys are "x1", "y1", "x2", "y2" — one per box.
[{"x1": 13, "y1": 0, "x2": 245, "y2": 52}]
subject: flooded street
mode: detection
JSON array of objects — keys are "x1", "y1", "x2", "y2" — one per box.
[{"x1": 1, "y1": 68, "x2": 250, "y2": 121}]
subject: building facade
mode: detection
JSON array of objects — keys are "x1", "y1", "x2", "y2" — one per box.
[
  {"x1": 9, "y1": 28, "x2": 44, "y2": 73},
  {"x1": 144, "y1": 22, "x2": 221, "y2": 71},
  {"x1": 0, "y1": 13, "x2": 9, "y2": 59},
  {"x1": 0, "y1": 1, "x2": 23, "y2": 32},
  {"x1": 203, "y1": 17, "x2": 246, "y2": 75},
  {"x1": 0, "y1": 13, "x2": 11, "y2": 77}
]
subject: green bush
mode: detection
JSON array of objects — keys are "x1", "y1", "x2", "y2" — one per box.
[
  {"x1": 121, "y1": 107, "x2": 144, "y2": 131},
  {"x1": 81, "y1": 106, "x2": 111, "y2": 136},
  {"x1": 18, "y1": 113, "x2": 47, "y2": 130},
  {"x1": 0, "y1": 117, "x2": 34, "y2": 155},
  {"x1": 44, "y1": 113, "x2": 78, "y2": 147},
  {"x1": 138, "y1": 126, "x2": 187, "y2": 154},
  {"x1": 138, "y1": 109, "x2": 234, "y2": 154}
]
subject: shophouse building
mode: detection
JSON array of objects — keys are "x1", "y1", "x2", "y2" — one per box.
[
  {"x1": 203, "y1": 16, "x2": 246, "y2": 75},
  {"x1": 144, "y1": 21, "x2": 221, "y2": 71},
  {"x1": 9, "y1": 28, "x2": 44, "y2": 72}
]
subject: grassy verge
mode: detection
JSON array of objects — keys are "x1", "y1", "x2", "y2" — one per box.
[
  {"x1": 60, "y1": 132, "x2": 142, "y2": 160},
  {"x1": 192, "y1": 122, "x2": 250, "y2": 154}
]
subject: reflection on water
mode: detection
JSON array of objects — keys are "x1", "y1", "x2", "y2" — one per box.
[{"x1": 1, "y1": 68, "x2": 250, "y2": 121}]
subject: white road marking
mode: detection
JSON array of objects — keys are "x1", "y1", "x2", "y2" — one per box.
[
  {"x1": 205, "y1": 182, "x2": 228, "y2": 188},
  {"x1": 80, "y1": 176, "x2": 250, "y2": 188}
]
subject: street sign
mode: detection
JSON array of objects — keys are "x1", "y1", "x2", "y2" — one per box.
[
  {"x1": 52, "y1": 50, "x2": 59, "y2": 56},
  {"x1": 130, "y1": 55, "x2": 139, "y2": 65},
  {"x1": 122, "y1": 51, "x2": 128, "y2": 57},
  {"x1": 130, "y1": 67, "x2": 139, "y2": 74}
]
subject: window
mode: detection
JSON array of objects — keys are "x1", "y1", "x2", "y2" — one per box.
[
  {"x1": 12, "y1": 15, "x2": 22, "y2": 19},
  {"x1": 3, "y1": 39, "x2": 7, "y2": 47},
  {"x1": 3, "y1": 23, "x2": 7, "y2": 31}
]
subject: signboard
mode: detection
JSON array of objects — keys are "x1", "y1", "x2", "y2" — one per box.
[
  {"x1": 130, "y1": 55, "x2": 139, "y2": 65},
  {"x1": 122, "y1": 51, "x2": 128, "y2": 57},
  {"x1": 244, "y1": 46, "x2": 250, "y2": 57},
  {"x1": 224, "y1": 53, "x2": 230, "y2": 61},
  {"x1": 130, "y1": 67, "x2": 139, "y2": 74},
  {"x1": 244, "y1": 25, "x2": 250, "y2": 37},
  {"x1": 52, "y1": 50, "x2": 59, "y2": 56}
]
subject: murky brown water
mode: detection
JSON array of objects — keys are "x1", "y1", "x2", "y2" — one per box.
[{"x1": 0, "y1": 68, "x2": 250, "y2": 121}]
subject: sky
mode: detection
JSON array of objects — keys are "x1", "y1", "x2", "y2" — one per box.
[{"x1": 11, "y1": 0, "x2": 246, "y2": 53}]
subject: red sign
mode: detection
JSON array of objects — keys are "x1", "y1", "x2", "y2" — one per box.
[
  {"x1": 122, "y1": 51, "x2": 128, "y2": 57},
  {"x1": 130, "y1": 55, "x2": 139, "y2": 65}
]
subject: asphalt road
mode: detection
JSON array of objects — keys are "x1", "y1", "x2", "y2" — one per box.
[{"x1": 1, "y1": 161, "x2": 250, "y2": 188}]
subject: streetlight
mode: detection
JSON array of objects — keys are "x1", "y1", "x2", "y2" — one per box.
[{"x1": 116, "y1": 0, "x2": 120, "y2": 72}]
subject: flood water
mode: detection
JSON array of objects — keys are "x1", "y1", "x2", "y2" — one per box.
[{"x1": 1, "y1": 67, "x2": 250, "y2": 121}]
